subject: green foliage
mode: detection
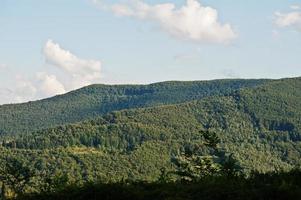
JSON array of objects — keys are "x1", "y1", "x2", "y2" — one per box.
[
  {"x1": 172, "y1": 130, "x2": 241, "y2": 181},
  {"x1": 173, "y1": 154, "x2": 221, "y2": 181},
  {"x1": 0, "y1": 156, "x2": 35, "y2": 197},
  {"x1": 3, "y1": 78, "x2": 301, "y2": 174},
  {"x1": 0, "y1": 79, "x2": 267, "y2": 135},
  {"x1": 16, "y1": 170, "x2": 301, "y2": 200},
  {"x1": 0, "y1": 77, "x2": 301, "y2": 199}
]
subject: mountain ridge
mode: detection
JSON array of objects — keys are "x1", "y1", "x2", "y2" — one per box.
[
  {"x1": 3, "y1": 76, "x2": 301, "y2": 174},
  {"x1": 0, "y1": 78, "x2": 269, "y2": 135}
]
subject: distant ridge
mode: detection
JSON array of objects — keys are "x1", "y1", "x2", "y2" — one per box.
[
  {"x1": 0, "y1": 78, "x2": 268, "y2": 135},
  {"x1": 3, "y1": 76, "x2": 301, "y2": 174}
]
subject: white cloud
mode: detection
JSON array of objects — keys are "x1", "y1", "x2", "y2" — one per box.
[
  {"x1": 0, "y1": 88, "x2": 15, "y2": 105},
  {"x1": 221, "y1": 69, "x2": 240, "y2": 78},
  {"x1": 14, "y1": 77, "x2": 37, "y2": 102},
  {"x1": 0, "y1": 40, "x2": 103, "y2": 105},
  {"x1": 44, "y1": 39, "x2": 102, "y2": 89},
  {"x1": 36, "y1": 73, "x2": 66, "y2": 97},
  {"x1": 0, "y1": 64, "x2": 7, "y2": 70},
  {"x1": 274, "y1": 10, "x2": 301, "y2": 31},
  {"x1": 91, "y1": 0, "x2": 109, "y2": 10},
  {"x1": 96, "y1": 0, "x2": 236, "y2": 44},
  {"x1": 290, "y1": 5, "x2": 300, "y2": 10},
  {"x1": 0, "y1": 65, "x2": 38, "y2": 104},
  {"x1": 0, "y1": 73, "x2": 66, "y2": 105},
  {"x1": 112, "y1": 4, "x2": 135, "y2": 16},
  {"x1": 0, "y1": 76, "x2": 37, "y2": 105}
]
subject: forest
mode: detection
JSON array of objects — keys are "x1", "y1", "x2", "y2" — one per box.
[
  {"x1": 0, "y1": 79, "x2": 267, "y2": 135},
  {"x1": 0, "y1": 77, "x2": 301, "y2": 199}
]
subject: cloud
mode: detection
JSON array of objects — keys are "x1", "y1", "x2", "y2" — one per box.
[
  {"x1": 0, "y1": 65, "x2": 38, "y2": 104},
  {"x1": 0, "y1": 73, "x2": 67, "y2": 105},
  {"x1": 290, "y1": 5, "x2": 300, "y2": 10},
  {"x1": 14, "y1": 76, "x2": 38, "y2": 102},
  {"x1": 221, "y1": 69, "x2": 240, "y2": 78},
  {"x1": 0, "y1": 88, "x2": 15, "y2": 105},
  {"x1": 44, "y1": 39, "x2": 102, "y2": 89},
  {"x1": 0, "y1": 40, "x2": 103, "y2": 105},
  {"x1": 95, "y1": 0, "x2": 236, "y2": 44},
  {"x1": 36, "y1": 73, "x2": 66, "y2": 97},
  {"x1": 274, "y1": 9, "x2": 301, "y2": 31},
  {"x1": 0, "y1": 76, "x2": 37, "y2": 105},
  {"x1": 0, "y1": 64, "x2": 7, "y2": 70},
  {"x1": 91, "y1": 0, "x2": 110, "y2": 10}
]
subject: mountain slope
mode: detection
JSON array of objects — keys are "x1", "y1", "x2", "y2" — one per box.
[
  {"x1": 3, "y1": 77, "x2": 301, "y2": 176},
  {"x1": 0, "y1": 79, "x2": 267, "y2": 135}
]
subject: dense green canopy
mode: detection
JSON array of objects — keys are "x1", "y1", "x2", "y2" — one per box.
[
  {"x1": 0, "y1": 77, "x2": 301, "y2": 199},
  {"x1": 0, "y1": 79, "x2": 267, "y2": 135}
]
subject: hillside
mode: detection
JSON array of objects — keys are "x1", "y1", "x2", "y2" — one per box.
[
  {"x1": 0, "y1": 79, "x2": 267, "y2": 135},
  {"x1": 1, "y1": 77, "x2": 300, "y2": 187}
]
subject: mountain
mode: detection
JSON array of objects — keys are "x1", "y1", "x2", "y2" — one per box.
[
  {"x1": 0, "y1": 79, "x2": 267, "y2": 135},
  {"x1": 2, "y1": 77, "x2": 301, "y2": 181}
]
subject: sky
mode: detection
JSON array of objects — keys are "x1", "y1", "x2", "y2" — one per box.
[{"x1": 0, "y1": 0, "x2": 301, "y2": 105}]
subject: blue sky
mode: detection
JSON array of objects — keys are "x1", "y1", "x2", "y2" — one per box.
[{"x1": 0, "y1": 0, "x2": 301, "y2": 104}]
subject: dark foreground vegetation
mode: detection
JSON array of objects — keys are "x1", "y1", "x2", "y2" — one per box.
[{"x1": 17, "y1": 170, "x2": 301, "y2": 200}]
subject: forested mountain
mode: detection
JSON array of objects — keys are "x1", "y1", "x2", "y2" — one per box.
[
  {"x1": 1, "y1": 77, "x2": 300, "y2": 185},
  {"x1": 0, "y1": 79, "x2": 268, "y2": 135},
  {"x1": 0, "y1": 77, "x2": 300, "y2": 199}
]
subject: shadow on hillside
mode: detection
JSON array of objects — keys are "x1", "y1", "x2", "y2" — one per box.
[{"x1": 17, "y1": 170, "x2": 301, "y2": 200}]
